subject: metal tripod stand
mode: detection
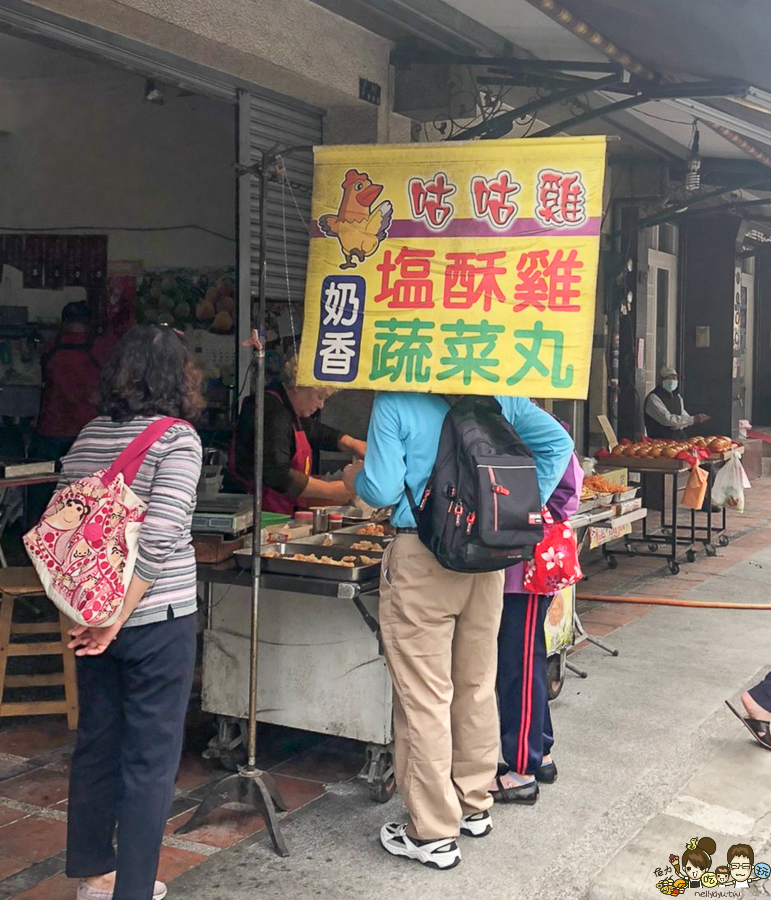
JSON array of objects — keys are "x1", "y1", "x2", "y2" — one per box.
[{"x1": 177, "y1": 149, "x2": 289, "y2": 856}]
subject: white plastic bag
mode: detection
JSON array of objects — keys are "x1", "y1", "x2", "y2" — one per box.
[{"x1": 712, "y1": 451, "x2": 750, "y2": 513}]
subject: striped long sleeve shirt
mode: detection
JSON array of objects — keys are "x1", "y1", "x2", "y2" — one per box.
[{"x1": 59, "y1": 416, "x2": 202, "y2": 627}]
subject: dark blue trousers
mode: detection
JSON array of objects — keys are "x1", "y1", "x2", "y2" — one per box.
[
  {"x1": 749, "y1": 671, "x2": 771, "y2": 713},
  {"x1": 66, "y1": 611, "x2": 196, "y2": 900},
  {"x1": 497, "y1": 593, "x2": 554, "y2": 776}
]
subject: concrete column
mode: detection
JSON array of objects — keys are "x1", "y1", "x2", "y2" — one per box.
[
  {"x1": 324, "y1": 105, "x2": 379, "y2": 145},
  {"x1": 324, "y1": 104, "x2": 413, "y2": 146}
]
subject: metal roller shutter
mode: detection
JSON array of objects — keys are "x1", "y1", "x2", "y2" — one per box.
[{"x1": 247, "y1": 94, "x2": 323, "y2": 305}]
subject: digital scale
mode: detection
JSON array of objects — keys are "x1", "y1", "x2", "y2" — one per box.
[{"x1": 192, "y1": 494, "x2": 254, "y2": 536}]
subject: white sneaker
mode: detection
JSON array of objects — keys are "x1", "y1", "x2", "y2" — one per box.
[
  {"x1": 380, "y1": 822, "x2": 461, "y2": 870},
  {"x1": 460, "y1": 810, "x2": 493, "y2": 838},
  {"x1": 77, "y1": 880, "x2": 167, "y2": 900}
]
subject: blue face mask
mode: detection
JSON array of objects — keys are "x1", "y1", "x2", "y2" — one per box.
[{"x1": 663, "y1": 379, "x2": 678, "y2": 393}]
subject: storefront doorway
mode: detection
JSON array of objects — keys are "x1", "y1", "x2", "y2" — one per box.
[
  {"x1": 646, "y1": 224, "x2": 679, "y2": 394},
  {"x1": 0, "y1": 13, "x2": 321, "y2": 446}
]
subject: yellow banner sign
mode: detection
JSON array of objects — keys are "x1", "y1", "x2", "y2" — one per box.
[{"x1": 297, "y1": 136, "x2": 606, "y2": 398}]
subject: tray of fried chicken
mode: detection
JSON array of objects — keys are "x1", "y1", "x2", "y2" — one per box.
[
  {"x1": 583, "y1": 474, "x2": 638, "y2": 505},
  {"x1": 577, "y1": 482, "x2": 600, "y2": 513},
  {"x1": 281, "y1": 530, "x2": 394, "y2": 554},
  {"x1": 234, "y1": 542, "x2": 383, "y2": 581}
]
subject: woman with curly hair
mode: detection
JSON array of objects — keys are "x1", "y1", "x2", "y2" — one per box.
[
  {"x1": 60, "y1": 326, "x2": 204, "y2": 900},
  {"x1": 229, "y1": 353, "x2": 366, "y2": 510}
]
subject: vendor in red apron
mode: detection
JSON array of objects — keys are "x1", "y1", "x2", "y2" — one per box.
[
  {"x1": 28, "y1": 301, "x2": 109, "y2": 522},
  {"x1": 229, "y1": 356, "x2": 365, "y2": 513}
]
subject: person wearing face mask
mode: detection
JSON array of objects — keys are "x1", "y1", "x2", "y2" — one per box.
[
  {"x1": 228, "y1": 354, "x2": 366, "y2": 512},
  {"x1": 644, "y1": 365, "x2": 710, "y2": 440}
]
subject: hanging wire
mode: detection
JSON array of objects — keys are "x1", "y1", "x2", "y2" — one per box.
[
  {"x1": 275, "y1": 154, "x2": 306, "y2": 359},
  {"x1": 281, "y1": 163, "x2": 312, "y2": 234},
  {"x1": 278, "y1": 169, "x2": 299, "y2": 359}
]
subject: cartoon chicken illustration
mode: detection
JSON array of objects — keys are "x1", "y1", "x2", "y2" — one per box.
[{"x1": 318, "y1": 169, "x2": 393, "y2": 269}]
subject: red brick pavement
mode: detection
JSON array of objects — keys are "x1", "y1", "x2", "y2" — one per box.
[{"x1": 574, "y1": 476, "x2": 771, "y2": 646}]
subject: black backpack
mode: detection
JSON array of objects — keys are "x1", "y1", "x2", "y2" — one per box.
[{"x1": 405, "y1": 396, "x2": 544, "y2": 573}]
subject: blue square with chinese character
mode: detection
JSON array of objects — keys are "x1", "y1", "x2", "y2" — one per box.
[{"x1": 313, "y1": 276, "x2": 366, "y2": 382}]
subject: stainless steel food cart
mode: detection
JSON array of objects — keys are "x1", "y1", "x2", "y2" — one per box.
[{"x1": 199, "y1": 530, "x2": 397, "y2": 802}]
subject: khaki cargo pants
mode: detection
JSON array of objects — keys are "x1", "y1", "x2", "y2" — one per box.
[{"x1": 379, "y1": 534, "x2": 504, "y2": 840}]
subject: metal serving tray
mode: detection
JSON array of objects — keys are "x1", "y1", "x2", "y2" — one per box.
[
  {"x1": 596, "y1": 487, "x2": 639, "y2": 506},
  {"x1": 234, "y1": 543, "x2": 382, "y2": 582},
  {"x1": 286, "y1": 532, "x2": 392, "y2": 553}
]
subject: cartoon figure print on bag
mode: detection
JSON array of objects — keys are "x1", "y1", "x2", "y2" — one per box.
[
  {"x1": 43, "y1": 497, "x2": 90, "y2": 531},
  {"x1": 25, "y1": 475, "x2": 144, "y2": 624}
]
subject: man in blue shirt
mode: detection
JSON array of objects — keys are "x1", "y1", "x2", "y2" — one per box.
[{"x1": 345, "y1": 392, "x2": 573, "y2": 870}]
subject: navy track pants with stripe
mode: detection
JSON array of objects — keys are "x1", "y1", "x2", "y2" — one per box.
[{"x1": 497, "y1": 592, "x2": 554, "y2": 776}]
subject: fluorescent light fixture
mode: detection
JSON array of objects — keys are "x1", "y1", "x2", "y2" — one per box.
[{"x1": 662, "y1": 98, "x2": 771, "y2": 145}]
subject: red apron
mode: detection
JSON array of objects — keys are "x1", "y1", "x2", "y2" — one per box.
[
  {"x1": 227, "y1": 390, "x2": 312, "y2": 515},
  {"x1": 37, "y1": 341, "x2": 100, "y2": 437}
]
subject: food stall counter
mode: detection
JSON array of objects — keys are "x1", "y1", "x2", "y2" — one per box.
[
  {"x1": 197, "y1": 532, "x2": 395, "y2": 802},
  {"x1": 596, "y1": 455, "x2": 731, "y2": 572}
]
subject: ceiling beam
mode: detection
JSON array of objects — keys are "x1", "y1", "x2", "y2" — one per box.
[
  {"x1": 450, "y1": 77, "x2": 745, "y2": 143},
  {"x1": 615, "y1": 174, "x2": 771, "y2": 235},
  {"x1": 448, "y1": 73, "x2": 621, "y2": 140},
  {"x1": 310, "y1": 0, "x2": 513, "y2": 56},
  {"x1": 700, "y1": 119, "x2": 771, "y2": 171},
  {"x1": 533, "y1": 94, "x2": 647, "y2": 137},
  {"x1": 520, "y1": 0, "x2": 657, "y2": 81},
  {"x1": 391, "y1": 50, "x2": 622, "y2": 74},
  {"x1": 531, "y1": 80, "x2": 748, "y2": 139},
  {"x1": 720, "y1": 197, "x2": 771, "y2": 211}
]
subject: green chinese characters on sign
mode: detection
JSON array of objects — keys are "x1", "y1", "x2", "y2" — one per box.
[
  {"x1": 370, "y1": 318, "x2": 435, "y2": 383},
  {"x1": 507, "y1": 321, "x2": 574, "y2": 389},
  {"x1": 436, "y1": 319, "x2": 505, "y2": 385}
]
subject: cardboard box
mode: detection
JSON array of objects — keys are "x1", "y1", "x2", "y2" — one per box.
[{"x1": 589, "y1": 467, "x2": 629, "y2": 487}]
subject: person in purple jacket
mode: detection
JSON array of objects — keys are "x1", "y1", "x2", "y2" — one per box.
[{"x1": 492, "y1": 450, "x2": 583, "y2": 804}]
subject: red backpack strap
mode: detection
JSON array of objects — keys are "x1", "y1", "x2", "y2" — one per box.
[{"x1": 102, "y1": 417, "x2": 191, "y2": 487}]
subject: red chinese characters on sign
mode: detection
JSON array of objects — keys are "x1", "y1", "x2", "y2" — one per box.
[
  {"x1": 443, "y1": 251, "x2": 507, "y2": 311},
  {"x1": 470, "y1": 170, "x2": 521, "y2": 228},
  {"x1": 408, "y1": 173, "x2": 457, "y2": 229},
  {"x1": 374, "y1": 247, "x2": 586, "y2": 312},
  {"x1": 513, "y1": 249, "x2": 584, "y2": 313},
  {"x1": 374, "y1": 248, "x2": 435, "y2": 309},
  {"x1": 534, "y1": 169, "x2": 587, "y2": 227}
]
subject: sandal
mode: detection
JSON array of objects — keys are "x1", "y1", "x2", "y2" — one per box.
[
  {"x1": 535, "y1": 760, "x2": 558, "y2": 784},
  {"x1": 491, "y1": 773, "x2": 539, "y2": 804},
  {"x1": 726, "y1": 701, "x2": 771, "y2": 750}
]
